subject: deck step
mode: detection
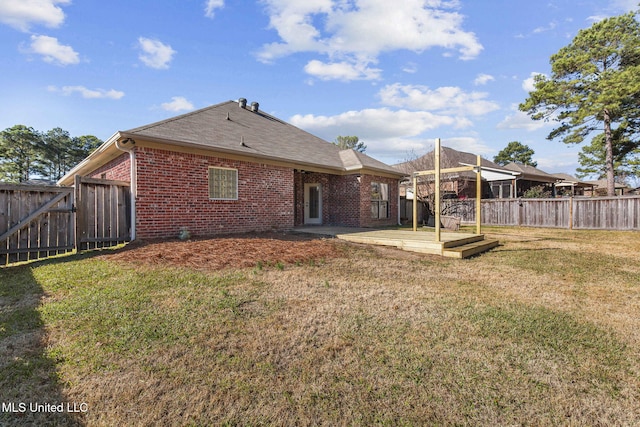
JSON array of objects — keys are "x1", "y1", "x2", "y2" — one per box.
[{"x1": 442, "y1": 239, "x2": 499, "y2": 258}]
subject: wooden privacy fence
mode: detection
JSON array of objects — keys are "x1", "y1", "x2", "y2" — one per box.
[
  {"x1": 0, "y1": 177, "x2": 131, "y2": 265},
  {"x1": 440, "y1": 196, "x2": 640, "y2": 230},
  {"x1": 0, "y1": 184, "x2": 74, "y2": 265},
  {"x1": 74, "y1": 176, "x2": 131, "y2": 251}
]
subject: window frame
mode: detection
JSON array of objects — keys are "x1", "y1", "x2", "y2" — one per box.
[
  {"x1": 208, "y1": 166, "x2": 238, "y2": 201},
  {"x1": 371, "y1": 181, "x2": 390, "y2": 219}
]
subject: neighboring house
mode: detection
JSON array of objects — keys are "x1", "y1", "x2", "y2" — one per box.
[
  {"x1": 393, "y1": 146, "x2": 519, "y2": 223},
  {"x1": 394, "y1": 146, "x2": 513, "y2": 200},
  {"x1": 58, "y1": 99, "x2": 405, "y2": 239},
  {"x1": 502, "y1": 162, "x2": 561, "y2": 197},
  {"x1": 583, "y1": 179, "x2": 631, "y2": 196},
  {"x1": 552, "y1": 173, "x2": 596, "y2": 196}
]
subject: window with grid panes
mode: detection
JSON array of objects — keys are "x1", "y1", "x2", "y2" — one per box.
[{"x1": 208, "y1": 167, "x2": 238, "y2": 200}]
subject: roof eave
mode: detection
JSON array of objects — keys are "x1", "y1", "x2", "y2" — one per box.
[{"x1": 57, "y1": 132, "x2": 123, "y2": 186}]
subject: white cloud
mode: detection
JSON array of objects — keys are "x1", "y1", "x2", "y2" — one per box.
[
  {"x1": 402, "y1": 62, "x2": 418, "y2": 74},
  {"x1": 522, "y1": 72, "x2": 545, "y2": 92},
  {"x1": 533, "y1": 21, "x2": 557, "y2": 34},
  {"x1": 288, "y1": 82, "x2": 502, "y2": 162},
  {"x1": 291, "y1": 108, "x2": 454, "y2": 163},
  {"x1": 291, "y1": 108, "x2": 456, "y2": 141},
  {"x1": 586, "y1": 15, "x2": 608, "y2": 23},
  {"x1": 138, "y1": 37, "x2": 176, "y2": 69},
  {"x1": 0, "y1": 0, "x2": 69, "y2": 31},
  {"x1": 161, "y1": 96, "x2": 195, "y2": 112},
  {"x1": 612, "y1": 0, "x2": 639, "y2": 12},
  {"x1": 28, "y1": 34, "x2": 79, "y2": 65},
  {"x1": 535, "y1": 151, "x2": 581, "y2": 172},
  {"x1": 378, "y1": 83, "x2": 499, "y2": 117},
  {"x1": 49, "y1": 85, "x2": 125, "y2": 99},
  {"x1": 497, "y1": 106, "x2": 550, "y2": 131},
  {"x1": 204, "y1": 0, "x2": 224, "y2": 18},
  {"x1": 304, "y1": 59, "x2": 381, "y2": 81},
  {"x1": 473, "y1": 73, "x2": 494, "y2": 86},
  {"x1": 257, "y1": 0, "x2": 482, "y2": 81},
  {"x1": 442, "y1": 136, "x2": 493, "y2": 156}
]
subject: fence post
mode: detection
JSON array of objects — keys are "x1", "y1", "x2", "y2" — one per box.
[
  {"x1": 569, "y1": 196, "x2": 573, "y2": 230},
  {"x1": 74, "y1": 175, "x2": 83, "y2": 252}
]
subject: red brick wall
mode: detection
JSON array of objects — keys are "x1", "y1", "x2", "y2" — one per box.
[
  {"x1": 88, "y1": 153, "x2": 131, "y2": 181},
  {"x1": 358, "y1": 174, "x2": 399, "y2": 227},
  {"x1": 294, "y1": 171, "x2": 398, "y2": 227},
  {"x1": 133, "y1": 147, "x2": 295, "y2": 239},
  {"x1": 86, "y1": 147, "x2": 399, "y2": 237}
]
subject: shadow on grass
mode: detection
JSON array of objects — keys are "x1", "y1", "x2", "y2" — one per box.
[{"x1": 0, "y1": 260, "x2": 85, "y2": 426}]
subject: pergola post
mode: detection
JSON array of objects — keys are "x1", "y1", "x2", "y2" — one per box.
[
  {"x1": 412, "y1": 175, "x2": 418, "y2": 232},
  {"x1": 434, "y1": 138, "x2": 441, "y2": 243},
  {"x1": 476, "y1": 154, "x2": 482, "y2": 235},
  {"x1": 410, "y1": 138, "x2": 483, "y2": 238}
]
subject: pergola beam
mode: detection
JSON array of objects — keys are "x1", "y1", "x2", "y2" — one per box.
[{"x1": 412, "y1": 165, "x2": 476, "y2": 177}]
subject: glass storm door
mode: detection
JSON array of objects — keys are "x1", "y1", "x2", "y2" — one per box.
[{"x1": 304, "y1": 183, "x2": 322, "y2": 224}]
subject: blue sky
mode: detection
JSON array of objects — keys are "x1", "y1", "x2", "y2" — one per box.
[{"x1": 0, "y1": 0, "x2": 637, "y2": 176}]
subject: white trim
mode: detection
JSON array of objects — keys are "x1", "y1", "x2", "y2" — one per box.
[{"x1": 304, "y1": 183, "x2": 322, "y2": 224}]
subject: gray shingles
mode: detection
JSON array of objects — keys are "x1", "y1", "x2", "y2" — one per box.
[{"x1": 123, "y1": 100, "x2": 403, "y2": 176}]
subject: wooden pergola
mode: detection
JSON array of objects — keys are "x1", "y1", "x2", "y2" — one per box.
[{"x1": 412, "y1": 138, "x2": 482, "y2": 242}]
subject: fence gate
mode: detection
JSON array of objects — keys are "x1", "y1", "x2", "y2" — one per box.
[
  {"x1": 74, "y1": 176, "x2": 131, "y2": 251},
  {"x1": 0, "y1": 177, "x2": 131, "y2": 265},
  {"x1": 0, "y1": 184, "x2": 75, "y2": 265}
]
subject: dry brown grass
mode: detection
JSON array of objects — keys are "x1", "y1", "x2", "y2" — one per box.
[{"x1": 1, "y1": 227, "x2": 639, "y2": 426}]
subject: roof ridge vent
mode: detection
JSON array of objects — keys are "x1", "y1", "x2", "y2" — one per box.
[
  {"x1": 250, "y1": 101, "x2": 259, "y2": 112},
  {"x1": 238, "y1": 98, "x2": 247, "y2": 108}
]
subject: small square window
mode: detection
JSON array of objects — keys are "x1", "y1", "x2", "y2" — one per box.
[{"x1": 208, "y1": 167, "x2": 238, "y2": 200}]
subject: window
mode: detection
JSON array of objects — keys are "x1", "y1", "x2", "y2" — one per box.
[
  {"x1": 208, "y1": 167, "x2": 238, "y2": 200},
  {"x1": 371, "y1": 182, "x2": 389, "y2": 219},
  {"x1": 491, "y1": 181, "x2": 512, "y2": 199}
]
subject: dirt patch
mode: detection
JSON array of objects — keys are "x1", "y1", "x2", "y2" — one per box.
[{"x1": 100, "y1": 232, "x2": 342, "y2": 270}]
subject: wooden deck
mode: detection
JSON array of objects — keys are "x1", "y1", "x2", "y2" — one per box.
[{"x1": 294, "y1": 227, "x2": 498, "y2": 259}]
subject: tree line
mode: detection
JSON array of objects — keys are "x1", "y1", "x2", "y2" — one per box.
[{"x1": 0, "y1": 125, "x2": 102, "y2": 184}]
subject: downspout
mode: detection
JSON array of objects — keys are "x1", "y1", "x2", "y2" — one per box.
[{"x1": 115, "y1": 137, "x2": 137, "y2": 240}]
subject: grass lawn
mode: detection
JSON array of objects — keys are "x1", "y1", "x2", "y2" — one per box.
[{"x1": 1, "y1": 227, "x2": 639, "y2": 426}]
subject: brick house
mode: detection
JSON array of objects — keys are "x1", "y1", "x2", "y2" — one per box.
[{"x1": 58, "y1": 99, "x2": 405, "y2": 239}]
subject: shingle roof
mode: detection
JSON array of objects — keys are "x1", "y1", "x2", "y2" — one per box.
[
  {"x1": 393, "y1": 146, "x2": 504, "y2": 178},
  {"x1": 503, "y1": 162, "x2": 560, "y2": 183},
  {"x1": 122, "y1": 100, "x2": 403, "y2": 176},
  {"x1": 553, "y1": 173, "x2": 592, "y2": 185}
]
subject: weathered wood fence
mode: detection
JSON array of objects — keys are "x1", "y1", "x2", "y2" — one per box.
[
  {"x1": 0, "y1": 184, "x2": 74, "y2": 265},
  {"x1": 0, "y1": 177, "x2": 131, "y2": 265},
  {"x1": 74, "y1": 176, "x2": 131, "y2": 251},
  {"x1": 403, "y1": 196, "x2": 640, "y2": 230},
  {"x1": 441, "y1": 196, "x2": 640, "y2": 230}
]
